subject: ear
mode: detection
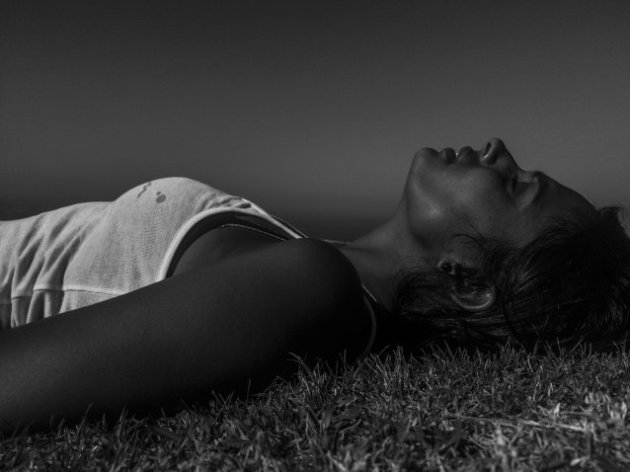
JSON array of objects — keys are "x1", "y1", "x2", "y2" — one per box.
[
  {"x1": 450, "y1": 283, "x2": 495, "y2": 311},
  {"x1": 438, "y1": 257, "x2": 496, "y2": 311}
]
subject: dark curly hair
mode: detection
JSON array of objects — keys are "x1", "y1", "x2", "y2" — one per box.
[{"x1": 385, "y1": 206, "x2": 630, "y2": 352}]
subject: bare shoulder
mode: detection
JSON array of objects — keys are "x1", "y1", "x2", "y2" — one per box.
[
  {"x1": 172, "y1": 235, "x2": 371, "y2": 360},
  {"x1": 259, "y1": 238, "x2": 362, "y2": 297},
  {"x1": 244, "y1": 237, "x2": 371, "y2": 358}
]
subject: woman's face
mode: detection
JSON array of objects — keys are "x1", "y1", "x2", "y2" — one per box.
[{"x1": 399, "y1": 138, "x2": 597, "y2": 251}]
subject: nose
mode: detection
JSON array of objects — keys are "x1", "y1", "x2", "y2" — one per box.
[{"x1": 480, "y1": 137, "x2": 506, "y2": 165}]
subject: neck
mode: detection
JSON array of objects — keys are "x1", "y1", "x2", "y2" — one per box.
[{"x1": 328, "y1": 221, "x2": 412, "y2": 314}]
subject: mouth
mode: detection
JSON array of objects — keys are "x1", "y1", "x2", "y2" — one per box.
[
  {"x1": 456, "y1": 146, "x2": 475, "y2": 161},
  {"x1": 439, "y1": 147, "x2": 456, "y2": 163}
]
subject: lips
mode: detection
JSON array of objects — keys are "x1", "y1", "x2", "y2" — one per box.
[
  {"x1": 439, "y1": 147, "x2": 456, "y2": 163},
  {"x1": 456, "y1": 146, "x2": 474, "y2": 160}
]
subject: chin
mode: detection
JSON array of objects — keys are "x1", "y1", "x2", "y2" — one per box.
[
  {"x1": 413, "y1": 147, "x2": 438, "y2": 161},
  {"x1": 409, "y1": 147, "x2": 444, "y2": 180}
]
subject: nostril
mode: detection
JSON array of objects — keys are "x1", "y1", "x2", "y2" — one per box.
[
  {"x1": 482, "y1": 141, "x2": 491, "y2": 156},
  {"x1": 481, "y1": 137, "x2": 507, "y2": 164}
]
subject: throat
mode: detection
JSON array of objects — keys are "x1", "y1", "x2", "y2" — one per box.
[{"x1": 333, "y1": 243, "x2": 396, "y2": 314}]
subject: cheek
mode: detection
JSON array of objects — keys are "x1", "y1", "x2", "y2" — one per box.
[
  {"x1": 454, "y1": 182, "x2": 513, "y2": 234},
  {"x1": 405, "y1": 172, "x2": 510, "y2": 238},
  {"x1": 403, "y1": 175, "x2": 466, "y2": 239},
  {"x1": 404, "y1": 172, "x2": 450, "y2": 221}
]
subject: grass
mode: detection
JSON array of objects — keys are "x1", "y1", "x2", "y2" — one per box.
[{"x1": 1, "y1": 344, "x2": 629, "y2": 471}]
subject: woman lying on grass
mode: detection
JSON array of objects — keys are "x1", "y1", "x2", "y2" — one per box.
[{"x1": 0, "y1": 137, "x2": 628, "y2": 434}]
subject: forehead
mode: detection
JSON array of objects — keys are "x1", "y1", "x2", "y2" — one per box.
[{"x1": 540, "y1": 176, "x2": 595, "y2": 216}]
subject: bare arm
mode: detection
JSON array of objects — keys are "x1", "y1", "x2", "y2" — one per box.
[{"x1": 0, "y1": 239, "x2": 370, "y2": 433}]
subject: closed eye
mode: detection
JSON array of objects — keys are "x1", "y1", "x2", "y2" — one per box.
[{"x1": 511, "y1": 176, "x2": 530, "y2": 195}]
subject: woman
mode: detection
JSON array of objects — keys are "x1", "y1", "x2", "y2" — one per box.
[{"x1": 0, "y1": 138, "x2": 628, "y2": 433}]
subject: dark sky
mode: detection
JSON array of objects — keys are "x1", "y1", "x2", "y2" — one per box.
[{"x1": 1, "y1": 0, "x2": 629, "y2": 239}]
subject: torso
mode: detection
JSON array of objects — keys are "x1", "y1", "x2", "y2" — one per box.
[{"x1": 171, "y1": 225, "x2": 284, "y2": 276}]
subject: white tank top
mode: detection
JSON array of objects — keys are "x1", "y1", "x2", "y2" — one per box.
[{"x1": 0, "y1": 177, "x2": 377, "y2": 354}]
